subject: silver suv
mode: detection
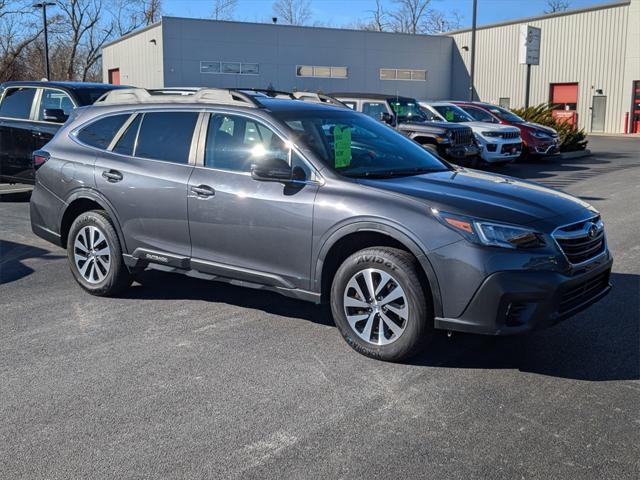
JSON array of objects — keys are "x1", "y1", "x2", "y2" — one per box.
[{"x1": 30, "y1": 88, "x2": 612, "y2": 361}]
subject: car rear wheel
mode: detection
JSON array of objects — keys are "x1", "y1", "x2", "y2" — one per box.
[
  {"x1": 67, "y1": 210, "x2": 132, "y2": 296},
  {"x1": 331, "y1": 247, "x2": 433, "y2": 362}
]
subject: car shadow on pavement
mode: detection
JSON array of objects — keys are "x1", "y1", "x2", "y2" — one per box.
[
  {"x1": 0, "y1": 190, "x2": 32, "y2": 202},
  {"x1": 0, "y1": 240, "x2": 65, "y2": 285},
  {"x1": 128, "y1": 270, "x2": 638, "y2": 382},
  {"x1": 126, "y1": 270, "x2": 333, "y2": 325},
  {"x1": 0, "y1": 239, "x2": 65, "y2": 285},
  {"x1": 410, "y1": 272, "x2": 640, "y2": 382}
]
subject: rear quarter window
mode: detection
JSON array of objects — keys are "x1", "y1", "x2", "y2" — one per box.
[
  {"x1": 76, "y1": 114, "x2": 131, "y2": 149},
  {"x1": 0, "y1": 87, "x2": 37, "y2": 119}
]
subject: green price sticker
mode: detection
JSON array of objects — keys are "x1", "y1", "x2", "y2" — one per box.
[
  {"x1": 391, "y1": 102, "x2": 405, "y2": 116},
  {"x1": 334, "y1": 125, "x2": 352, "y2": 168},
  {"x1": 445, "y1": 110, "x2": 455, "y2": 121}
]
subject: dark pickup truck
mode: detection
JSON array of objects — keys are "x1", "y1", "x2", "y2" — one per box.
[{"x1": 330, "y1": 93, "x2": 480, "y2": 163}]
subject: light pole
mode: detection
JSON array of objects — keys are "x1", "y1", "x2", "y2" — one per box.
[
  {"x1": 469, "y1": 0, "x2": 478, "y2": 101},
  {"x1": 33, "y1": 2, "x2": 56, "y2": 80}
]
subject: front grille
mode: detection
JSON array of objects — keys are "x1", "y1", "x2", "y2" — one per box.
[
  {"x1": 559, "y1": 270, "x2": 610, "y2": 313},
  {"x1": 502, "y1": 131, "x2": 520, "y2": 139},
  {"x1": 450, "y1": 128, "x2": 474, "y2": 146},
  {"x1": 553, "y1": 216, "x2": 606, "y2": 265},
  {"x1": 501, "y1": 143, "x2": 522, "y2": 154}
]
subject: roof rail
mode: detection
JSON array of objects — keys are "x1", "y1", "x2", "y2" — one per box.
[
  {"x1": 94, "y1": 87, "x2": 262, "y2": 108},
  {"x1": 237, "y1": 88, "x2": 295, "y2": 99},
  {"x1": 291, "y1": 91, "x2": 347, "y2": 108}
]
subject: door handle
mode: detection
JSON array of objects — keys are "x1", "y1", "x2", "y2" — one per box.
[
  {"x1": 191, "y1": 184, "x2": 215, "y2": 197},
  {"x1": 102, "y1": 169, "x2": 123, "y2": 182}
]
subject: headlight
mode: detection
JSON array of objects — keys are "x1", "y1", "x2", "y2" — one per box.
[
  {"x1": 481, "y1": 131, "x2": 501, "y2": 137},
  {"x1": 434, "y1": 211, "x2": 546, "y2": 249},
  {"x1": 532, "y1": 130, "x2": 552, "y2": 139}
]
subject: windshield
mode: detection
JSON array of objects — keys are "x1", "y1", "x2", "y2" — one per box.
[
  {"x1": 272, "y1": 109, "x2": 449, "y2": 178},
  {"x1": 388, "y1": 98, "x2": 428, "y2": 122},
  {"x1": 432, "y1": 105, "x2": 475, "y2": 123},
  {"x1": 485, "y1": 105, "x2": 524, "y2": 123}
]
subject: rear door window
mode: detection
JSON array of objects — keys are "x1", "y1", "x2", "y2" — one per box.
[
  {"x1": 77, "y1": 114, "x2": 131, "y2": 149},
  {"x1": 135, "y1": 112, "x2": 198, "y2": 164},
  {"x1": 0, "y1": 87, "x2": 36, "y2": 119},
  {"x1": 38, "y1": 89, "x2": 75, "y2": 120}
]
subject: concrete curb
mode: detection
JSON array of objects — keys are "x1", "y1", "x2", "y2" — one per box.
[{"x1": 561, "y1": 149, "x2": 591, "y2": 160}]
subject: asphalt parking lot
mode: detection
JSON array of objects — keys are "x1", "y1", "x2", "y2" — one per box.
[{"x1": 1, "y1": 135, "x2": 639, "y2": 479}]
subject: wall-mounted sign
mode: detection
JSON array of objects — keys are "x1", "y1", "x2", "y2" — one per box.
[{"x1": 519, "y1": 25, "x2": 541, "y2": 65}]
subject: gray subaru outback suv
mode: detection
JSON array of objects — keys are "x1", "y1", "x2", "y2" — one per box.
[{"x1": 30, "y1": 88, "x2": 612, "y2": 361}]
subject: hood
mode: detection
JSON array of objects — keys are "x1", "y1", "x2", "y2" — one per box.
[
  {"x1": 398, "y1": 119, "x2": 470, "y2": 132},
  {"x1": 358, "y1": 168, "x2": 595, "y2": 229},
  {"x1": 464, "y1": 122, "x2": 520, "y2": 134},
  {"x1": 521, "y1": 122, "x2": 558, "y2": 136}
]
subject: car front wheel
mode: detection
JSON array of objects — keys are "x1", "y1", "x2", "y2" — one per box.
[{"x1": 331, "y1": 247, "x2": 433, "y2": 362}]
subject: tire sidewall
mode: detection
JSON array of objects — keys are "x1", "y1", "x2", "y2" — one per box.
[
  {"x1": 331, "y1": 249, "x2": 429, "y2": 362},
  {"x1": 66, "y1": 211, "x2": 123, "y2": 294}
]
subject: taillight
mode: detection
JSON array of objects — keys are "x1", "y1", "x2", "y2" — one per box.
[{"x1": 33, "y1": 150, "x2": 50, "y2": 170}]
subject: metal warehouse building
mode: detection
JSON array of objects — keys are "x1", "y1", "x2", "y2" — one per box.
[{"x1": 102, "y1": 0, "x2": 639, "y2": 134}]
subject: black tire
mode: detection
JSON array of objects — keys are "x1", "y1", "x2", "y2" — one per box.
[
  {"x1": 330, "y1": 247, "x2": 434, "y2": 362},
  {"x1": 422, "y1": 144, "x2": 440, "y2": 158},
  {"x1": 66, "y1": 209, "x2": 132, "y2": 296}
]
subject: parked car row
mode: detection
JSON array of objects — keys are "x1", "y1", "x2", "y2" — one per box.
[
  {"x1": 25, "y1": 83, "x2": 611, "y2": 362},
  {"x1": 0, "y1": 80, "x2": 562, "y2": 185}
]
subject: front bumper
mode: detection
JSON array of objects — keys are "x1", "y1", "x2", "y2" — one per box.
[
  {"x1": 444, "y1": 143, "x2": 481, "y2": 159},
  {"x1": 529, "y1": 139, "x2": 560, "y2": 156},
  {"x1": 481, "y1": 142, "x2": 523, "y2": 162},
  {"x1": 434, "y1": 255, "x2": 613, "y2": 335}
]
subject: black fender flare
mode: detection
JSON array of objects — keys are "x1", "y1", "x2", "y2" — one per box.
[
  {"x1": 314, "y1": 220, "x2": 443, "y2": 318},
  {"x1": 60, "y1": 188, "x2": 129, "y2": 253}
]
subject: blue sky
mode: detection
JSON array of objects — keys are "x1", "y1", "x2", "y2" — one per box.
[{"x1": 163, "y1": 0, "x2": 612, "y2": 28}]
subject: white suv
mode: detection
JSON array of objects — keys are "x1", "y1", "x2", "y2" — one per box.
[{"x1": 420, "y1": 101, "x2": 523, "y2": 164}]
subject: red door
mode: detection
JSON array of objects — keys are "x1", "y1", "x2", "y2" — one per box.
[
  {"x1": 633, "y1": 81, "x2": 640, "y2": 134},
  {"x1": 550, "y1": 83, "x2": 578, "y2": 127},
  {"x1": 108, "y1": 68, "x2": 120, "y2": 85}
]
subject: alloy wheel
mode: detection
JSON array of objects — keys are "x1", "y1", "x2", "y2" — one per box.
[
  {"x1": 73, "y1": 225, "x2": 111, "y2": 284},
  {"x1": 343, "y1": 268, "x2": 409, "y2": 345}
]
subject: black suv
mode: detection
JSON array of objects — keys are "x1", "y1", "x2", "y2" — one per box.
[
  {"x1": 30, "y1": 88, "x2": 612, "y2": 362},
  {"x1": 0, "y1": 81, "x2": 126, "y2": 184},
  {"x1": 331, "y1": 93, "x2": 479, "y2": 163}
]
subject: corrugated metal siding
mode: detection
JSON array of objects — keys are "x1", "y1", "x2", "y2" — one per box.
[
  {"x1": 102, "y1": 23, "x2": 164, "y2": 88},
  {"x1": 451, "y1": 4, "x2": 631, "y2": 133},
  {"x1": 160, "y1": 18, "x2": 454, "y2": 100}
]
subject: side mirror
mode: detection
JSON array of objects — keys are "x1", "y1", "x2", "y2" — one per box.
[
  {"x1": 251, "y1": 157, "x2": 292, "y2": 182},
  {"x1": 43, "y1": 108, "x2": 68, "y2": 123},
  {"x1": 379, "y1": 112, "x2": 393, "y2": 124}
]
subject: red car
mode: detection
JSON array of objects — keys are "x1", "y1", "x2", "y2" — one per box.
[{"x1": 453, "y1": 101, "x2": 560, "y2": 158}]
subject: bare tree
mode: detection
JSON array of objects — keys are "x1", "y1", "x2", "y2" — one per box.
[
  {"x1": 212, "y1": 0, "x2": 236, "y2": 20},
  {"x1": 0, "y1": 0, "x2": 43, "y2": 81},
  {"x1": 426, "y1": 9, "x2": 462, "y2": 33},
  {"x1": 272, "y1": 0, "x2": 312, "y2": 26},
  {"x1": 141, "y1": 0, "x2": 162, "y2": 25},
  {"x1": 365, "y1": 0, "x2": 388, "y2": 31},
  {"x1": 544, "y1": 0, "x2": 570, "y2": 13},
  {"x1": 389, "y1": 0, "x2": 432, "y2": 34}
]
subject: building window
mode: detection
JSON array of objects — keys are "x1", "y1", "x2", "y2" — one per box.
[
  {"x1": 499, "y1": 97, "x2": 510, "y2": 109},
  {"x1": 296, "y1": 65, "x2": 348, "y2": 79},
  {"x1": 379, "y1": 68, "x2": 426, "y2": 81},
  {"x1": 200, "y1": 61, "x2": 259, "y2": 75}
]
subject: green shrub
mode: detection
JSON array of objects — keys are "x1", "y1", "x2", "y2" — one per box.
[{"x1": 512, "y1": 103, "x2": 588, "y2": 152}]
